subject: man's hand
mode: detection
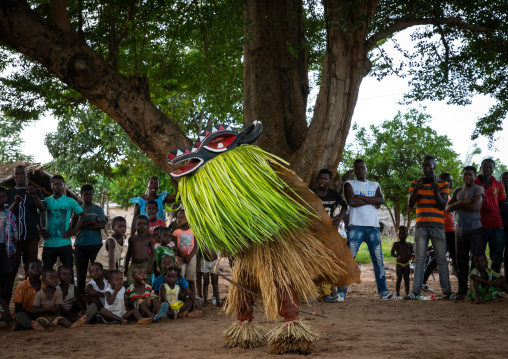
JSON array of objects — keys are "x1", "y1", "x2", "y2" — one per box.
[
  {"x1": 63, "y1": 229, "x2": 77, "y2": 238},
  {"x1": 13, "y1": 195, "x2": 24, "y2": 204},
  {"x1": 431, "y1": 182, "x2": 440, "y2": 193},
  {"x1": 415, "y1": 179, "x2": 423, "y2": 190},
  {"x1": 40, "y1": 229, "x2": 49, "y2": 240},
  {"x1": 26, "y1": 185, "x2": 37, "y2": 197}
]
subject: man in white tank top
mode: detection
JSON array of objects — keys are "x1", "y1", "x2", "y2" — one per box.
[{"x1": 338, "y1": 159, "x2": 393, "y2": 300}]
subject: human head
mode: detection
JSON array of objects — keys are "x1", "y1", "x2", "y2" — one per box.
[
  {"x1": 462, "y1": 166, "x2": 477, "y2": 186},
  {"x1": 27, "y1": 259, "x2": 43, "y2": 279},
  {"x1": 480, "y1": 158, "x2": 495, "y2": 178},
  {"x1": 317, "y1": 169, "x2": 332, "y2": 189},
  {"x1": 161, "y1": 255, "x2": 176, "y2": 273},
  {"x1": 50, "y1": 174, "x2": 66, "y2": 195},
  {"x1": 131, "y1": 265, "x2": 147, "y2": 284},
  {"x1": 135, "y1": 215, "x2": 149, "y2": 233},
  {"x1": 80, "y1": 184, "x2": 94, "y2": 205},
  {"x1": 353, "y1": 159, "x2": 367, "y2": 181},
  {"x1": 112, "y1": 216, "x2": 127, "y2": 236},
  {"x1": 146, "y1": 176, "x2": 160, "y2": 195},
  {"x1": 474, "y1": 254, "x2": 488, "y2": 270},
  {"x1": 146, "y1": 200, "x2": 158, "y2": 217},
  {"x1": 164, "y1": 266, "x2": 180, "y2": 286},
  {"x1": 107, "y1": 270, "x2": 123, "y2": 287},
  {"x1": 0, "y1": 187, "x2": 8, "y2": 207},
  {"x1": 13, "y1": 165, "x2": 27, "y2": 187},
  {"x1": 159, "y1": 227, "x2": 171, "y2": 246},
  {"x1": 500, "y1": 172, "x2": 508, "y2": 188},
  {"x1": 57, "y1": 265, "x2": 73, "y2": 285},
  {"x1": 398, "y1": 226, "x2": 408, "y2": 241},
  {"x1": 41, "y1": 268, "x2": 59, "y2": 288},
  {"x1": 88, "y1": 262, "x2": 104, "y2": 281},
  {"x1": 439, "y1": 173, "x2": 453, "y2": 190},
  {"x1": 176, "y1": 209, "x2": 187, "y2": 228},
  {"x1": 421, "y1": 156, "x2": 436, "y2": 178}
]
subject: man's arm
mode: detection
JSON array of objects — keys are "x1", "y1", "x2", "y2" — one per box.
[
  {"x1": 354, "y1": 186, "x2": 385, "y2": 206},
  {"x1": 391, "y1": 243, "x2": 397, "y2": 258},
  {"x1": 28, "y1": 187, "x2": 46, "y2": 212},
  {"x1": 64, "y1": 212, "x2": 85, "y2": 238},
  {"x1": 431, "y1": 182, "x2": 448, "y2": 211},
  {"x1": 408, "y1": 180, "x2": 422, "y2": 208},
  {"x1": 460, "y1": 194, "x2": 484, "y2": 212}
]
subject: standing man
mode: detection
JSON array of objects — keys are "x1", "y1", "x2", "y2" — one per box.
[
  {"x1": 340, "y1": 159, "x2": 393, "y2": 300},
  {"x1": 41, "y1": 175, "x2": 85, "y2": 281},
  {"x1": 406, "y1": 156, "x2": 455, "y2": 300},
  {"x1": 7, "y1": 165, "x2": 46, "y2": 274},
  {"x1": 73, "y1": 184, "x2": 106, "y2": 294},
  {"x1": 475, "y1": 159, "x2": 506, "y2": 273}
]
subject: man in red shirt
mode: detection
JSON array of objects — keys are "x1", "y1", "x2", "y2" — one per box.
[{"x1": 475, "y1": 158, "x2": 506, "y2": 273}]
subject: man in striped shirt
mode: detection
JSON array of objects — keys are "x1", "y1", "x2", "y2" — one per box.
[{"x1": 405, "y1": 156, "x2": 456, "y2": 300}]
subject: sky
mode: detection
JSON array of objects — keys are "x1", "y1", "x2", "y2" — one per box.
[{"x1": 18, "y1": 29, "x2": 508, "y2": 168}]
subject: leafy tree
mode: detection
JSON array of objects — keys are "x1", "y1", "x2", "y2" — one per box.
[
  {"x1": 343, "y1": 108, "x2": 462, "y2": 230},
  {"x1": 0, "y1": 0, "x2": 507, "y2": 188},
  {"x1": 0, "y1": 117, "x2": 33, "y2": 164}
]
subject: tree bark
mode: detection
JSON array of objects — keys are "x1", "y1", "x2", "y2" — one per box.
[{"x1": 0, "y1": 1, "x2": 191, "y2": 172}]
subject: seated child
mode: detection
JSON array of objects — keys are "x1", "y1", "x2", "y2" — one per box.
[
  {"x1": 96, "y1": 216, "x2": 126, "y2": 278},
  {"x1": 153, "y1": 256, "x2": 189, "y2": 295},
  {"x1": 172, "y1": 208, "x2": 198, "y2": 295},
  {"x1": 85, "y1": 262, "x2": 110, "y2": 310},
  {"x1": 160, "y1": 267, "x2": 202, "y2": 319},
  {"x1": 467, "y1": 254, "x2": 508, "y2": 303},
  {"x1": 197, "y1": 247, "x2": 222, "y2": 307},
  {"x1": 12, "y1": 259, "x2": 42, "y2": 330},
  {"x1": 99, "y1": 270, "x2": 153, "y2": 325},
  {"x1": 156, "y1": 227, "x2": 175, "y2": 273},
  {"x1": 147, "y1": 201, "x2": 166, "y2": 236},
  {"x1": 125, "y1": 265, "x2": 168, "y2": 322},
  {"x1": 57, "y1": 265, "x2": 88, "y2": 322},
  {"x1": 124, "y1": 215, "x2": 155, "y2": 285},
  {"x1": 391, "y1": 226, "x2": 414, "y2": 298},
  {"x1": 32, "y1": 269, "x2": 85, "y2": 329},
  {"x1": 0, "y1": 187, "x2": 18, "y2": 304}
]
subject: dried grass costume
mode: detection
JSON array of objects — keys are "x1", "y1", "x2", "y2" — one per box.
[{"x1": 168, "y1": 122, "x2": 360, "y2": 354}]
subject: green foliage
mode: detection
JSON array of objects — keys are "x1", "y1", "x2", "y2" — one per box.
[
  {"x1": 342, "y1": 108, "x2": 462, "y2": 228},
  {"x1": 0, "y1": 117, "x2": 33, "y2": 164}
]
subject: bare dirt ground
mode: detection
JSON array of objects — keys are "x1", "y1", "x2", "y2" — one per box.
[{"x1": 1, "y1": 260, "x2": 507, "y2": 359}]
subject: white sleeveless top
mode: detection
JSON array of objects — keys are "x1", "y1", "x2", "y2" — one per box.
[{"x1": 345, "y1": 179, "x2": 381, "y2": 227}]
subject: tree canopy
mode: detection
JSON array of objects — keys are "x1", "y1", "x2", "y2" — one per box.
[
  {"x1": 0, "y1": 0, "x2": 506, "y2": 198},
  {"x1": 0, "y1": 117, "x2": 33, "y2": 164}
]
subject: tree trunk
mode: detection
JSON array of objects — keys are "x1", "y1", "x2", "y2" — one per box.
[
  {"x1": 242, "y1": 0, "x2": 309, "y2": 159},
  {"x1": 0, "y1": 1, "x2": 191, "y2": 172}
]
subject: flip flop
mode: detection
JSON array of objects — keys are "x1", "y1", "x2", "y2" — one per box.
[{"x1": 153, "y1": 302, "x2": 169, "y2": 323}]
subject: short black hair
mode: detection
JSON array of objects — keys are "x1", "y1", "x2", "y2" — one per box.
[
  {"x1": 463, "y1": 166, "x2": 477, "y2": 175},
  {"x1": 13, "y1": 165, "x2": 27, "y2": 176},
  {"x1": 481, "y1": 158, "x2": 496, "y2": 168},
  {"x1": 146, "y1": 200, "x2": 158, "y2": 209},
  {"x1": 474, "y1": 253, "x2": 487, "y2": 261},
  {"x1": 57, "y1": 265, "x2": 73, "y2": 274},
  {"x1": 27, "y1": 258, "x2": 42, "y2": 267},
  {"x1": 398, "y1": 225, "x2": 408, "y2": 233},
  {"x1": 50, "y1": 174, "x2": 65, "y2": 184},
  {"x1": 112, "y1": 216, "x2": 126, "y2": 227},
  {"x1": 161, "y1": 255, "x2": 176, "y2": 265},
  {"x1": 107, "y1": 269, "x2": 122, "y2": 280},
  {"x1": 89, "y1": 262, "x2": 103, "y2": 271},
  {"x1": 353, "y1": 159, "x2": 365, "y2": 166},
  {"x1": 439, "y1": 172, "x2": 452, "y2": 181},
  {"x1": 80, "y1": 184, "x2": 94, "y2": 195},
  {"x1": 318, "y1": 169, "x2": 332, "y2": 178},
  {"x1": 501, "y1": 172, "x2": 508, "y2": 179},
  {"x1": 42, "y1": 268, "x2": 57, "y2": 280},
  {"x1": 147, "y1": 176, "x2": 160, "y2": 185},
  {"x1": 135, "y1": 214, "x2": 149, "y2": 224}
]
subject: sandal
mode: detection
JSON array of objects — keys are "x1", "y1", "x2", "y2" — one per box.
[{"x1": 381, "y1": 294, "x2": 394, "y2": 300}]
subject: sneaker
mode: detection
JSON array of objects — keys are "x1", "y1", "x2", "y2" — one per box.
[
  {"x1": 422, "y1": 284, "x2": 434, "y2": 292},
  {"x1": 324, "y1": 295, "x2": 338, "y2": 303},
  {"x1": 153, "y1": 302, "x2": 169, "y2": 323},
  {"x1": 404, "y1": 292, "x2": 420, "y2": 300},
  {"x1": 212, "y1": 296, "x2": 217, "y2": 306},
  {"x1": 336, "y1": 294, "x2": 345, "y2": 302},
  {"x1": 443, "y1": 292, "x2": 459, "y2": 300},
  {"x1": 381, "y1": 294, "x2": 395, "y2": 300}
]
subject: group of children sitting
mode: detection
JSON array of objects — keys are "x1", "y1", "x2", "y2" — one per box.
[
  {"x1": 391, "y1": 225, "x2": 508, "y2": 302},
  {"x1": 1, "y1": 203, "x2": 223, "y2": 330}
]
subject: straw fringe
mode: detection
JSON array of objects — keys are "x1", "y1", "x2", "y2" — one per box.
[
  {"x1": 223, "y1": 321, "x2": 268, "y2": 349},
  {"x1": 224, "y1": 229, "x2": 347, "y2": 322},
  {"x1": 267, "y1": 320, "x2": 319, "y2": 355}
]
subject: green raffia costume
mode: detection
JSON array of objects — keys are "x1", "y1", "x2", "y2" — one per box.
[{"x1": 168, "y1": 122, "x2": 360, "y2": 354}]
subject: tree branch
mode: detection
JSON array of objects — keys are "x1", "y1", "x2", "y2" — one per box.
[
  {"x1": 49, "y1": 0, "x2": 73, "y2": 32},
  {"x1": 366, "y1": 16, "x2": 492, "y2": 51}
]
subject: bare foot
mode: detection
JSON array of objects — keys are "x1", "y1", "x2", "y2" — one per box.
[
  {"x1": 187, "y1": 310, "x2": 202, "y2": 318},
  {"x1": 137, "y1": 317, "x2": 153, "y2": 325},
  {"x1": 177, "y1": 311, "x2": 188, "y2": 318},
  {"x1": 70, "y1": 316, "x2": 86, "y2": 329},
  {"x1": 122, "y1": 319, "x2": 128, "y2": 325},
  {"x1": 32, "y1": 320, "x2": 46, "y2": 330}
]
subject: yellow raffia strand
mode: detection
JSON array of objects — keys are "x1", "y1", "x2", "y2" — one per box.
[{"x1": 178, "y1": 145, "x2": 316, "y2": 254}]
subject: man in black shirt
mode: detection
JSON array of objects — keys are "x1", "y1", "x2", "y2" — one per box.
[
  {"x1": 7, "y1": 165, "x2": 46, "y2": 274},
  {"x1": 312, "y1": 169, "x2": 346, "y2": 228}
]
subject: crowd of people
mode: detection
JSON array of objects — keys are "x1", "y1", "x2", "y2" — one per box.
[{"x1": 1, "y1": 155, "x2": 507, "y2": 330}]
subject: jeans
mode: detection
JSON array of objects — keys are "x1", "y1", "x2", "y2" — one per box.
[
  {"x1": 413, "y1": 226, "x2": 451, "y2": 296},
  {"x1": 455, "y1": 228, "x2": 483, "y2": 295},
  {"x1": 75, "y1": 244, "x2": 102, "y2": 294},
  {"x1": 423, "y1": 231, "x2": 457, "y2": 284},
  {"x1": 42, "y1": 245, "x2": 74, "y2": 282},
  {"x1": 336, "y1": 225, "x2": 389, "y2": 298},
  {"x1": 482, "y1": 227, "x2": 505, "y2": 272}
]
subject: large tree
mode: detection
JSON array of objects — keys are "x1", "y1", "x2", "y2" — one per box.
[{"x1": 0, "y1": 0, "x2": 506, "y2": 185}]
